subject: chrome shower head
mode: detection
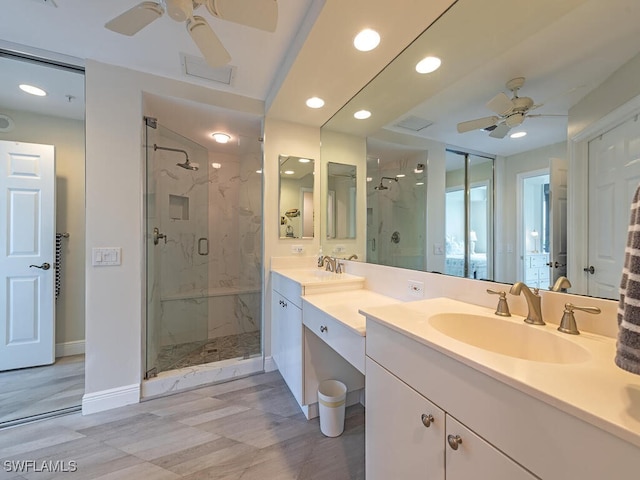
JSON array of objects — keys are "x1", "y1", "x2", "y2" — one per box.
[
  {"x1": 374, "y1": 176, "x2": 398, "y2": 190},
  {"x1": 176, "y1": 161, "x2": 199, "y2": 171}
]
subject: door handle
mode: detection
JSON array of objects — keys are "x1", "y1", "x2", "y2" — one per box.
[
  {"x1": 29, "y1": 262, "x2": 51, "y2": 270},
  {"x1": 584, "y1": 266, "x2": 595, "y2": 274}
]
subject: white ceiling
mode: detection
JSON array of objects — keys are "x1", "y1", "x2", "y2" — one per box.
[{"x1": 0, "y1": 0, "x2": 315, "y2": 101}]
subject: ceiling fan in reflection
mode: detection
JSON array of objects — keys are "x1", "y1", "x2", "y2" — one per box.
[
  {"x1": 456, "y1": 77, "x2": 566, "y2": 139},
  {"x1": 104, "y1": 0, "x2": 278, "y2": 67}
]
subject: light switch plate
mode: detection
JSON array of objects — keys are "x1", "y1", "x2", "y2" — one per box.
[
  {"x1": 291, "y1": 245, "x2": 304, "y2": 254},
  {"x1": 92, "y1": 247, "x2": 122, "y2": 266}
]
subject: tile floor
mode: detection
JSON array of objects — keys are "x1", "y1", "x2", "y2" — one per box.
[
  {"x1": 0, "y1": 355, "x2": 84, "y2": 427},
  {"x1": 157, "y1": 332, "x2": 261, "y2": 373},
  {"x1": 0, "y1": 371, "x2": 365, "y2": 479}
]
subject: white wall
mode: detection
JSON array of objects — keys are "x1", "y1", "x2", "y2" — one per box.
[
  {"x1": 84, "y1": 60, "x2": 263, "y2": 412},
  {"x1": 0, "y1": 108, "x2": 85, "y2": 349}
]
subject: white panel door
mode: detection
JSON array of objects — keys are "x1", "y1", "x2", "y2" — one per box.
[
  {"x1": 0, "y1": 140, "x2": 55, "y2": 371},
  {"x1": 588, "y1": 117, "x2": 640, "y2": 299},
  {"x1": 550, "y1": 157, "x2": 568, "y2": 283}
]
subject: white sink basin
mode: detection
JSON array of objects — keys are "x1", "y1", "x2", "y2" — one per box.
[{"x1": 429, "y1": 313, "x2": 591, "y2": 364}]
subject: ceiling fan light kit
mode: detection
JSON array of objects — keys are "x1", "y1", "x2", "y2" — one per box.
[{"x1": 105, "y1": 0, "x2": 278, "y2": 67}]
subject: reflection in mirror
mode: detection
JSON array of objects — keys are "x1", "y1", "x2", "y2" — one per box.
[
  {"x1": 278, "y1": 155, "x2": 314, "y2": 239},
  {"x1": 366, "y1": 141, "x2": 426, "y2": 270},
  {"x1": 320, "y1": 0, "x2": 640, "y2": 299},
  {"x1": 326, "y1": 162, "x2": 356, "y2": 239}
]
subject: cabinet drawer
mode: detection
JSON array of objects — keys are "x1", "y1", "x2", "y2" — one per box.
[
  {"x1": 529, "y1": 255, "x2": 548, "y2": 268},
  {"x1": 303, "y1": 302, "x2": 365, "y2": 373},
  {"x1": 272, "y1": 272, "x2": 303, "y2": 308}
]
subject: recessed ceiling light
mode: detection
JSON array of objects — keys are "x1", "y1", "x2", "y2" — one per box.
[
  {"x1": 212, "y1": 132, "x2": 230, "y2": 143},
  {"x1": 284, "y1": 170, "x2": 295, "y2": 175},
  {"x1": 211, "y1": 162, "x2": 222, "y2": 169},
  {"x1": 306, "y1": 97, "x2": 325, "y2": 109},
  {"x1": 354, "y1": 29, "x2": 380, "y2": 52},
  {"x1": 415, "y1": 56, "x2": 442, "y2": 74},
  {"x1": 19, "y1": 84, "x2": 47, "y2": 96},
  {"x1": 366, "y1": 177, "x2": 373, "y2": 182},
  {"x1": 416, "y1": 182, "x2": 424, "y2": 186},
  {"x1": 298, "y1": 158, "x2": 311, "y2": 163},
  {"x1": 396, "y1": 174, "x2": 405, "y2": 178},
  {"x1": 510, "y1": 131, "x2": 527, "y2": 138},
  {"x1": 354, "y1": 110, "x2": 371, "y2": 120}
]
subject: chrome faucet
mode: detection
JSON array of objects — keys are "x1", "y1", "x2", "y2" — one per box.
[
  {"x1": 509, "y1": 282, "x2": 545, "y2": 325},
  {"x1": 322, "y1": 256, "x2": 337, "y2": 272},
  {"x1": 550, "y1": 276, "x2": 571, "y2": 292}
]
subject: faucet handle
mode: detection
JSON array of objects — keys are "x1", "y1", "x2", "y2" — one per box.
[
  {"x1": 558, "y1": 303, "x2": 601, "y2": 335},
  {"x1": 486, "y1": 289, "x2": 511, "y2": 317}
]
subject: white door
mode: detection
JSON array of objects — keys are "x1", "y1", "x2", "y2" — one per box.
[
  {"x1": 550, "y1": 157, "x2": 568, "y2": 283},
  {"x1": 588, "y1": 117, "x2": 640, "y2": 299},
  {"x1": 0, "y1": 140, "x2": 55, "y2": 371}
]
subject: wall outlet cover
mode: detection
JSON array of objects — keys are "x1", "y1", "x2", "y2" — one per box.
[
  {"x1": 433, "y1": 243, "x2": 444, "y2": 255},
  {"x1": 291, "y1": 245, "x2": 304, "y2": 254},
  {"x1": 408, "y1": 280, "x2": 424, "y2": 298}
]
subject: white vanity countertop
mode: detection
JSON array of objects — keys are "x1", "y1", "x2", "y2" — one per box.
[
  {"x1": 302, "y1": 289, "x2": 400, "y2": 336},
  {"x1": 271, "y1": 267, "x2": 365, "y2": 288},
  {"x1": 360, "y1": 297, "x2": 640, "y2": 448}
]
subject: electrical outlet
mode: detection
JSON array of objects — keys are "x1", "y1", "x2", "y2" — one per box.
[
  {"x1": 433, "y1": 243, "x2": 444, "y2": 255},
  {"x1": 291, "y1": 245, "x2": 304, "y2": 254},
  {"x1": 334, "y1": 245, "x2": 346, "y2": 253},
  {"x1": 408, "y1": 280, "x2": 424, "y2": 298}
]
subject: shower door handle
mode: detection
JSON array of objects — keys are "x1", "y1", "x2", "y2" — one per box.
[
  {"x1": 153, "y1": 227, "x2": 167, "y2": 245},
  {"x1": 198, "y1": 237, "x2": 209, "y2": 255}
]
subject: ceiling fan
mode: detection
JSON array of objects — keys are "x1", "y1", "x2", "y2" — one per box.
[
  {"x1": 457, "y1": 77, "x2": 563, "y2": 139},
  {"x1": 105, "y1": 0, "x2": 278, "y2": 67}
]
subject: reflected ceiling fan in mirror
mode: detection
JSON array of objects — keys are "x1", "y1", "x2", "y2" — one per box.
[
  {"x1": 105, "y1": 0, "x2": 278, "y2": 67},
  {"x1": 457, "y1": 77, "x2": 565, "y2": 139}
]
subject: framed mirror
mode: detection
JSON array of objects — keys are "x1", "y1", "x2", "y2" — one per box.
[
  {"x1": 326, "y1": 162, "x2": 357, "y2": 240},
  {"x1": 320, "y1": 0, "x2": 640, "y2": 299},
  {"x1": 278, "y1": 155, "x2": 315, "y2": 239}
]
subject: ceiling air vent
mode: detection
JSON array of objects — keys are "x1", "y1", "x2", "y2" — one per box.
[
  {"x1": 395, "y1": 115, "x2": 433, "y2": 132},
  {"x1": 181, "y1": 54, "x2": 235, "y2": 86}
]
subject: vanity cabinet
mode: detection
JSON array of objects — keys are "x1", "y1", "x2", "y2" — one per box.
[
  {"x1": 366, "y1": 357, "x2": 534, "y2": 480},
  {"x1": 271, "y1": 272, "x2": 303, "y2": 405}
]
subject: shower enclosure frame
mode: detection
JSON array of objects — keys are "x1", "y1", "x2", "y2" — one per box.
[{"x1": 141, "y1": 115, "x2": 265, "y2": 393}]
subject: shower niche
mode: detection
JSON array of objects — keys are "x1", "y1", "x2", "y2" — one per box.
[{"x1": 169, "y1": 194, "x2": 189, "y2": 220}]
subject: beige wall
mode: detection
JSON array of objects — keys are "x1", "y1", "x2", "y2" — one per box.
[{"x1": 0, "y1": 108, "x2": 85, "y2": 347}]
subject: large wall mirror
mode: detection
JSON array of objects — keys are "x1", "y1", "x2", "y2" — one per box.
[
  {"x1": 320, "y1": 0, "x2": 640, "y2": 299},
  {"x1": 279, "y1": 155, "x2": 315, "y2": 239},
  {"x1": 326, "y1": 162, "x2": 357, "y2": 240}
]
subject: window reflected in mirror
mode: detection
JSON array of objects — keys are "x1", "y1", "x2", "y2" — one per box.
[
  {"x1": 326, "y1": 162, "x2": 356, "y2": 240},
  {"x1": 278, "y1": 155, "x2": 314, "y2": 239}
]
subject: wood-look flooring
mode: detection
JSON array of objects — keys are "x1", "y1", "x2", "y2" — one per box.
[
  {"x1": 0, "y1": 371, "x2": 365, "y2": 479},
  {"x1": 0, "y1": 355, "x2": 84, "y2": 427}
]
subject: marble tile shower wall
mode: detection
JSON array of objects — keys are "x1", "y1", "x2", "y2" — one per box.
[{"x1": 151, "y1": 135, "x2": 262, "y2": 349}]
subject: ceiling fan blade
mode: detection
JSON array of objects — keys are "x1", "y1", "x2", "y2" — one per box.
[
  {"x1": 486, "y1": 92, "x2": 514, "y2": 115},
  {"x1": 208, "y1": 0, "x2": 278, "y2": 32},
  {"x1": 489, "y1": 123, "x2": 511, "y2": 138},
  {"x1": 457, "y1": 116, "x2": 499, "y2": 133},
  {"x1": 105, "y1": 1, "x2": 164, "y2": 36},
  {"x1": 187, "y1": 16, "x2": 232, "y2": 67}
]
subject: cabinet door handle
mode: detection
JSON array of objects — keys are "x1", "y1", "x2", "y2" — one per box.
[
  {"x1": 320, "y1": 325, "x2": 328, "y2": 333},
  {"x1": 421, "y1": 413, "x2": 434, "y2": 428},
  {"x1": 447, "y1": 434, "x2": 462, "y2": 450}
]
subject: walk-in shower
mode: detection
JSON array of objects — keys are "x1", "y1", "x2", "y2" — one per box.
[{"x1": 143, "y1": 115, "x2": 263, "y2": 385}]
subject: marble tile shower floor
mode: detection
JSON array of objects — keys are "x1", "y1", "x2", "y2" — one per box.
[
  {"x1": 1, "y1": 370, "x2": 365, "y2": 479},
  {"x1": 157, "y1": 331, "x2": 261, "y2": 372}
]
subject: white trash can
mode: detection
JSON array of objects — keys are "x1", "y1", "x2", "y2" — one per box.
[{"x1": 318, "y1": 379, "x2": 347, "y2": 437}]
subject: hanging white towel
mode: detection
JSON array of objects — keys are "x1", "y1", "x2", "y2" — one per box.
[{"x1": 616, "y1": 184, "x2": 640, "y2": 374}]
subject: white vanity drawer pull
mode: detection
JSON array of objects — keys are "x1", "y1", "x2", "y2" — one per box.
[
  {"x1": 421, "y1": 413, "x2": 434, "y2": 428},
  {"x1": 447, "y1": 434, "x2": 462, "y2": 450},
  {"x1": 320, "y1": 325, "x2": 328, "y2": 333}
]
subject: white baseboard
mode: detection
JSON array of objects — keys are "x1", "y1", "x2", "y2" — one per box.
[
  {"x1": 55, "y1": 340, "x2": 85, "y2": 358},
  {"x1": 263, "y1": 355, "x2": 278, "y2": 372},
  {"x1": 82, "y1": 384, "x2": 140, "y2": 415}
]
